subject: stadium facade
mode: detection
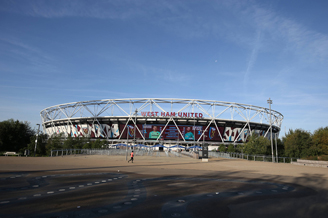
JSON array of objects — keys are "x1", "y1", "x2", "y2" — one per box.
[{"x1": 40, "y1": 98, "x2": 283, "y2": 145}]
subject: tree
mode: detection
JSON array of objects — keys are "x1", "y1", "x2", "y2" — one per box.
[
  {"x1": 27, "y1": 133, "x2": 48, "y2": 156},
  {"x1": 82, "y1": 141, "x2": 92, "y2": 149},
  {"x1": 63, "y1": 136, "x2": 90, "y2": 149},
  {"x1": 45, "y1": 133, "x2": 64, "y2": 156},
  {"x1": 236, "y1": 143, "x2": 244, "y2": 153},
  {"x1": 0, "y1": 119, "x2": 35, "y2": 152},
  {"x1": 310, "y1": 127, "x2": 328, "y2": 156},
  {"x1": 219, "y1": 144, "x2": 226, "y2": 152},
  {"x1": 273, "y1": 137, "x2": 285, "y2": 157},
  {"x1": 227, "y1": 144, "x2": 235, "y2": 152},
  {"x1": 243, "y1": 134, "x2": 271, "y2": 155},
  {"x1": 283, "y1": 129, "x2": 312, "y2": 158},
  {"x1": 90, "y1": 139, "x2": 106, "y2": 148},
  {"x1": 63, "y1": 136, "x2": 76, "y2": 149}
]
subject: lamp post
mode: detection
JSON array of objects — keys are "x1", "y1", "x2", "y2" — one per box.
[
  {"x1": 134, "y1": 109, "x2": 137, "y2": 146},
  {"x1": 267, "y1": 98, "x2": 274, "y2": 163},
  {"x1": 201, "y1": 129, "x2": 208, "y2": 162},
  {"x1": 34, "y1": 124, "x2": 40, "y2": 157},
  {"x1": 126, "y1": 125, "x2": 129, "y2": 161},
  {"x1": 275, "y1": 133, "x2": 278, "y2": 163},
  {"x1": 203, "y1": 132, "x2": 206, "y2": 144},
  {"x1": 200, "y1": 129, "x2": 207, "y2": 146}
]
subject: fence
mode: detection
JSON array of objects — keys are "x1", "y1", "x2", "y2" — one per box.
[
  {"x1": 50, "y1": 148, "x2": 183, "y2": 158},
  {"x1": 50, "y1": 149, "x2": 297, "y2": 163},
  {"x1": 207, "y1": 151, "x2": 297, "y2": 163}
]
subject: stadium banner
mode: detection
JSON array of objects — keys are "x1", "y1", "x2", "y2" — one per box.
[
  {"x1": 223, "y1": 127, "x2": 249, "y2": 142},
  {"x1": 119, "y1": 124, "x2": 224, "y2": 141},
  {"x1": 142, "y1": 124, "x2": 203, "y2": 140},
  {"x1": 207, "y1": 126, "x2": 225, "y2": 142},
  {"x1": 119, "y1": 124, "x2": 144, "y2": 139},
  {"x1": 46, "y1": 123, "x2": 120, "y2": 139},
  {"x1": 72, "y1": 123, "x2": 120, "y2": 138}
]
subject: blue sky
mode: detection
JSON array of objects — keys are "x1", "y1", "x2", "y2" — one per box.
[{"x1": 0, "y1": 0, "x2": 327, "y2": 135}]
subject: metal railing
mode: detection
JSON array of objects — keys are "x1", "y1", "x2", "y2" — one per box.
[
  {"x1": 50, "y1": 148, "x2": 183, "y2": 158},
  {"x1": 50, "y1": 148, "x2": 297, "y2": 163},
  {"x1": 207, "y1": 151, "x2": 297, "y2": 163}
]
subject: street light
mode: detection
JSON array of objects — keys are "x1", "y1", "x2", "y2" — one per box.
[
  {"x1": 275, "y1": 133, "x2": 278, "y2": 163},
  {"x1": 34, "y1": 124, "x2": 40, "y2": 157},
  {"x1": 199, "y1": 129, "x2": 207, "y2": 147},
  {"x1": 126, "y1": 126, "x2": 129, "y2": 161},
  {"x1": 267, "y1": 98, "x2": 274, "y2": 163},
  {"x1": 134, "y1": 109, "x2": 138, "y2": 145}
]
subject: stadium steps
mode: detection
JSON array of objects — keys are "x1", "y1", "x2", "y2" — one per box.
[{"x1": 291, "y1": 159, "x2": 328, "y2": 168}]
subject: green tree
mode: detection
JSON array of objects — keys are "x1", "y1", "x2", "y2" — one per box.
[
  {"x1": 310, "y1": 127, "x2": 328, "y2": 156},
  {"x1": 62, "y1": 135, "x2": 89, "y2": 149},
  {"x1": 82, "y1": 140, "x2": 92, "y2": 149},
  {"x1": 283, "y1": 129, "x2": 312, "y2": 158},
  {"x1": 0, "y1": 119, "x2": 35, "y2": 152},
  {"x1": 74, "y1": 136, "x2": 89, "y2": 149},
  {"x1": 243, "y1": 134, "x2": 271, "y2": 155},
  {"x1": 236, "y1": 143, "x2": 244, "y2": 153},
  {"x1": 273, "y1": 137, "x2": 285, "y2": 157},
  {"x1": 227, "y1": 144, "x2": 235, "y2": 152},
  {"x1": 45, "y1": 133, "x2": 64, "y2": 156},
  {"x1": 219, "y1": 144, "x2": 226, "y2": 152},
  {"x1": 63, "y1": 136, "x2": 75, "y2": 149},
  {"x1": 27, "y1": 133, "x2": 48, "y2": 156},
  {"x1": 90, "y1": 139, "x2": 106, "y2": 148}
]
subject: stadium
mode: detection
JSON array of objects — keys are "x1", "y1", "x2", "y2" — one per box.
[{"x1": 40, "y1": 98, "x2": 283, "y2": 146}]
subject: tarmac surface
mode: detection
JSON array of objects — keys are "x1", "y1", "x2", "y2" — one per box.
[{"x1": 0, "y1": 154, "x2": 328, "y2": 218}]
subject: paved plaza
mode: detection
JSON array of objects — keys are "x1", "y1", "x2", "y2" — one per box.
[{"x1": 0, "y1": 154, "x2": 327, "y2": 218}]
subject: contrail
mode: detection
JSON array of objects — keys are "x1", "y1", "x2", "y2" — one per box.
[{"x1": 244, "y1": 30, "x2": 262, "y2": 89}]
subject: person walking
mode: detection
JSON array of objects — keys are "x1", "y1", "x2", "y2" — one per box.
[{"x1": 128, "y1": 151, "x2": 134, "y2": 163}]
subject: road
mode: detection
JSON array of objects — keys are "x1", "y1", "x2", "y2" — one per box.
[{"x1": 0, "y1": 155, "x2": 327, "y2": 217}]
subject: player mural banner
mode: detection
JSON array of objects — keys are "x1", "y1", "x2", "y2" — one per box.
[
  {"x1": 142, "y1": 125, "x2": 203, "y2": 140},
  {"x1": 207, "y1": 126, "x2": 225, "y2": 141},
  {"x1": 119, "y1": 124, "x2": 224, "y2": 141},
  {"x1": 119, "y1": 124, "x2": 144, "y2": 139}
]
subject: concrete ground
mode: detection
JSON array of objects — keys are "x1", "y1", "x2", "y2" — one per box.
[{"x1": 0, "y1": 154, "x2": 327, "y2": 218}]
